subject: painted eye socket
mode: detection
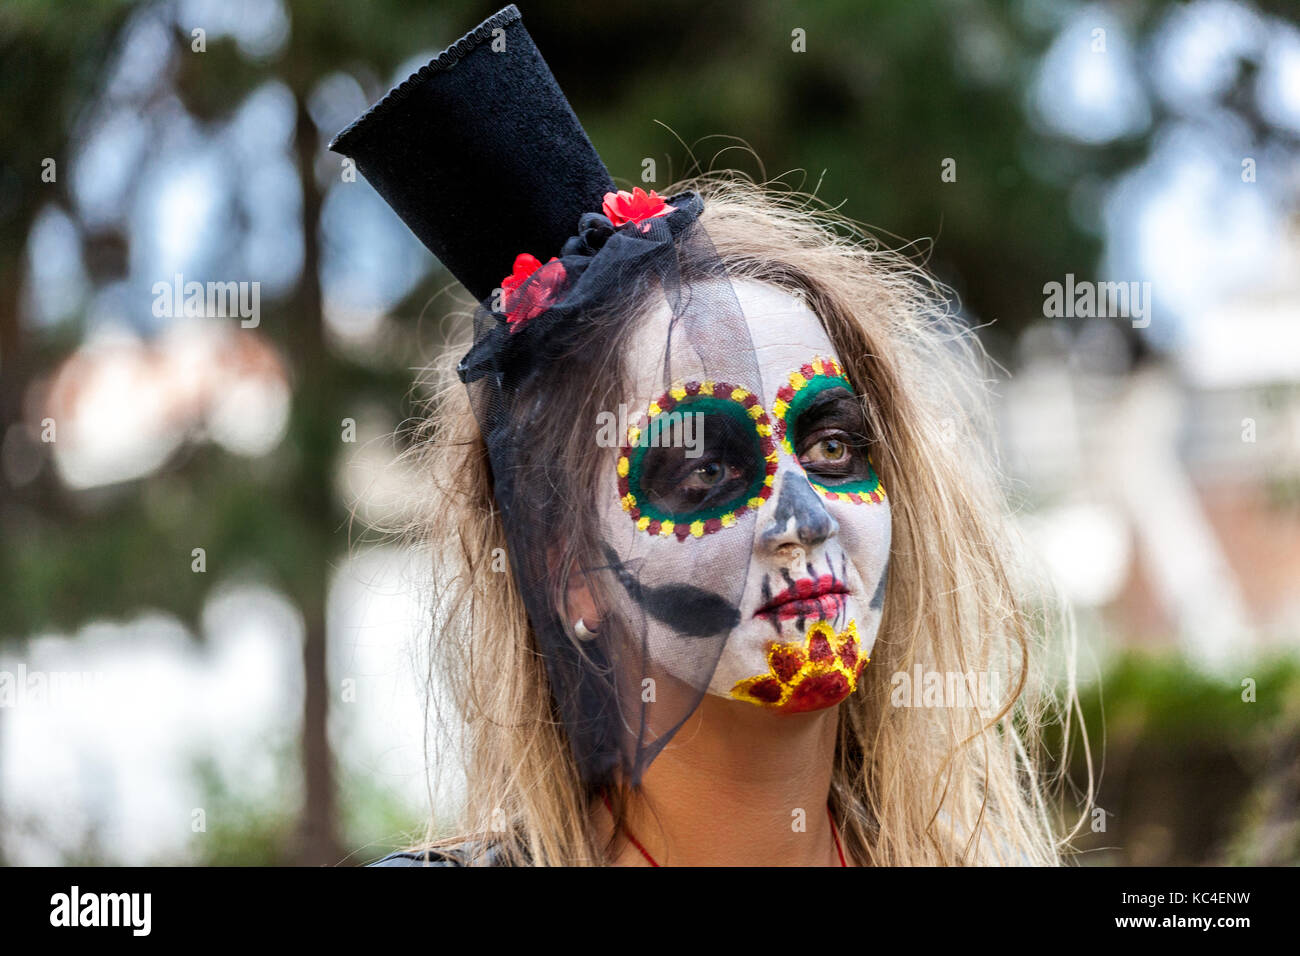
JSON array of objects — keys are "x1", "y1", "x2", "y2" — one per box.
[
  {"x1": 775, "y1": 357, "x2": 887, "y2": 505},
  {"x1": 639, "y1": 410, "x2": 756, "y2": 514},
  {"x1": 618, "y1": 382, "x2": 779, "y2": 540}
]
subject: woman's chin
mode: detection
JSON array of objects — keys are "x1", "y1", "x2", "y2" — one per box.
[{"x1": 711, "y1": 603, "x2": 872, "y2": 712}]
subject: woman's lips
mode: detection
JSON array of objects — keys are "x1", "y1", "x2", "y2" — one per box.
[{"x1": 756, "y1": 574, "x2": 849, "y2": 620}]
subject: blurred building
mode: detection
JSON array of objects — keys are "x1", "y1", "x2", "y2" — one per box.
[{"x1": 1002, "y1": 221, "x2": 1300, "y2": 664}]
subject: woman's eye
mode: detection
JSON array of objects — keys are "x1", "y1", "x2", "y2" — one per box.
[
  {"x1": 819, "y1": 438, "x2": 848, "y2": 461},
  {"x1": 784, "y1": 386, "x2": 881, "y2": 493},
  {"x1": 802, "y1": 436, "x2": 853, "y2": 466},
  {"x1": 630, "y1": 402, "x2": 766, "y2": 523},
  {"x1": 681, "y1": 460, "x2": 734, "y2": 490}
]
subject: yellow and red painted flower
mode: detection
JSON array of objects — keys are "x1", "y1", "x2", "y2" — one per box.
[
  {"x1": 603, "y1": 187, "x2": 674, "y2": 231},
  {"x1": 730, "y1": 619, "x2": 867, "y2": 712},
  {"x1": 501, "y1": 253, "x2": 567, "y2": 331}
]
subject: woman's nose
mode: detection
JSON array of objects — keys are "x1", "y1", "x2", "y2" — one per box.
[{"x1": 760, "y1": 465, "x2": 839, "y2": 557}]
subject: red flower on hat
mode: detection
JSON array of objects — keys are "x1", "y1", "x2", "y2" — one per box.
[
  {"x1": 603, "y1": 187, "x2": 674, "y2": 231},
  {"x1": 501, "y1": 253, "x2": 567, "y2": 331}
]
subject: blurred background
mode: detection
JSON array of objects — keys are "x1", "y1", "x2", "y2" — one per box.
[{"x1": 2, "y1": 0, "x2": 1298, "y2": 866}]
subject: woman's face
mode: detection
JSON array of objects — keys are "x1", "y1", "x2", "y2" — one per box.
[{"x1": 594, "y1": 278, "x2": 892, "y2": 714}]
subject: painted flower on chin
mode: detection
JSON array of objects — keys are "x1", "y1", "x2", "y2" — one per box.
[{"x1": 730, "y1": 619, "x2": 867, "y2": 713}]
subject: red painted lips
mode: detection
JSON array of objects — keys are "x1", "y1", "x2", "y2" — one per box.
[{"x1": 757, "y1": 574, "x2": 848, "y2": 621}]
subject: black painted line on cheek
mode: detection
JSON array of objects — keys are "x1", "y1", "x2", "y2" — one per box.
[
  {"x1": 760, "y1": 574, "x2": 782, "y2": 635},
  {"x1": 599, "y1": 543, "x2": 741, "y2": 638},
  {"x1": 796, "y1": 555, "x2": 813, "y2": 633},
  {"x1": 781, "y1": 566, "x2": 797, "y2": 593},
  {"x1": 869, "y1": 559, "x2": 889, "y2": 611},
  {"x1": 839, "y1": 553, "x2": 850, "y2": 629}
]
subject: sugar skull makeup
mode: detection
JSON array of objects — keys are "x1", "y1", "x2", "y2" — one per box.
[
  {"x1": 597, "y1": 279, "x2": 892, "y2": 715},
  {"x1": 616, "y1": 382, "x2": 779, "y2": 539}
]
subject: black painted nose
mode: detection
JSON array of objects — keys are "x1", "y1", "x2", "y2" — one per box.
[{"x1": 761, "y1": 470, "x2": 838, "y2": 552}]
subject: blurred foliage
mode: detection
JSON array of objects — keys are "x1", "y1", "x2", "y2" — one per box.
[
  {"x1": 183, "y1": 752, "x2": 301, "y2": 866},
  {"x1": 1080, "y1": 651, "x2": 1300, "y2": 741},
  {"x1": 184, "y1": 747, "x2": 427, "y2": 866},
  {"x1": 1057, "y1": 651, "x2": 1300, "y2": 865},
  {"x1": 335, "y1": 768, "x2": 431, "y2": 866}
]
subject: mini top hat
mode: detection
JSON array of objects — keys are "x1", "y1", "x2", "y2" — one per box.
[
  {"x1": 329, "y1": 5, "x2": 614, "y2": 303},
  {"x1": 330, "y1": 5, "x2": 764, "y2": 791},
  {"x1": 330, "y1": 4, "x2": 706, "y2": 389}
]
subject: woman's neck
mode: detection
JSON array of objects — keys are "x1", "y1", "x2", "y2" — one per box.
[{"x1": 598, "y1": 695, "x2": 845, "y2": 866}]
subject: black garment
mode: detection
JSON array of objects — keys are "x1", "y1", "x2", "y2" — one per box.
[{"x1": 369, "y1": 841, "x2": 515, "y2": 867}]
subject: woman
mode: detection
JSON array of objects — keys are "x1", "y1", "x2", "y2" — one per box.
[{"x1": 333, "y1": 5, "x2": 1087, "y2": 866}]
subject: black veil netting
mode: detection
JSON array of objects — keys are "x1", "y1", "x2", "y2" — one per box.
[
  {"x1": 328, "y1": 4, "x2": 770, "y2": 787},
  {"x1": 459, "y1": 195, "x2": 769, "y2": 787}
]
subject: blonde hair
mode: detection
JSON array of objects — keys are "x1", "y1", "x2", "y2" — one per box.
[{"x1": 401, "y1": 173, "x2": 1091, "y2": 865}]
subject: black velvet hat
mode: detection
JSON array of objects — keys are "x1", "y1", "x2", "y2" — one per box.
[{"x1": 328, "y1": 4, "x2": 615, "y2": 303}]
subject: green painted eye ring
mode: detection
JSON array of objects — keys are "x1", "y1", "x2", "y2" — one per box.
[
  {"x1": 772, "y1": 357, "x2": 886, "y2": 504},
  {"x1": 616, "y1": 381, "x2": 779, "y2": 540}
]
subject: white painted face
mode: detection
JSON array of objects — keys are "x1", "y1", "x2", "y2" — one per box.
[{"x1": 598, "y1": 279, "x2": 891, "y2": 714}]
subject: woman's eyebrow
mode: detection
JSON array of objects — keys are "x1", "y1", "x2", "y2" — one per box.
[{"x1": 797, "y1": 385, "x2": 857, "y2": 417}]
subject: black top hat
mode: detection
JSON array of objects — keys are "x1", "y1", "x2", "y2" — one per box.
[{"x1": 328, "y1": 4, "x2": 617, "y2": 303}]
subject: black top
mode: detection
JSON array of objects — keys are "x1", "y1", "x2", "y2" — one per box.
[{"x1": 369, "y1": 841, "x2": 515, "y2": 867}]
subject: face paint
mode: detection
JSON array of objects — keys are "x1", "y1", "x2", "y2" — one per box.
[
  {"x1": 597, "y1": 280, "x2": 892, "y2": 715},
  {"x1": 729, "y1": 618, "x2": 865, "y2": 712},
  {"x1": 599, "y1": 542, "x2": 741, "y2": 637},
  {"x1": 774, "y1": 357, "x2": 886, "y2": 505},
  {"x1": 617, "y1": 382, "x2": 778, "y2": 540}
]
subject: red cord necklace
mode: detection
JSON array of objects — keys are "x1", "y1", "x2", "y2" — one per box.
[{"x1": 601, "y1": 792, "x2": 847, "y2": 866}]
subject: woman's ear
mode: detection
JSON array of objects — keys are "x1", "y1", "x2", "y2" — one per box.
[
  {"x1": 549, "y1": 544, "x2": 602, "y2": 630},
  {"x1": 566, "y1": 577, "x2": 602, "y2": 634}
]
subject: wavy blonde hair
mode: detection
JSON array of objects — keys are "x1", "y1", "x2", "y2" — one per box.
[{"x1": 400, "y1": 174, "x2": 1091, "y2": 866}]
